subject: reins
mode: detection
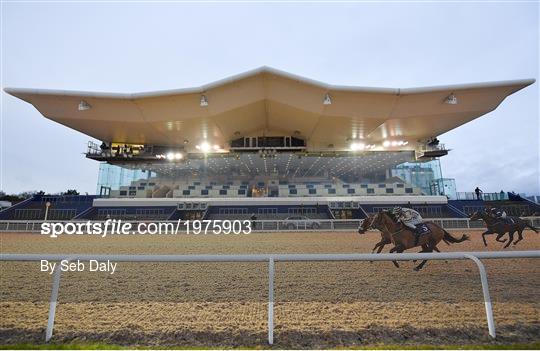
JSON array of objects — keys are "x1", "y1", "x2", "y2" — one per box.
[{"x1": 378, "y1": 214, "x2": 405, "y2": 238}]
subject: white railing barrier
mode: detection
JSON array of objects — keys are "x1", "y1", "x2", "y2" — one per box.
[
  {"x1": 0, "y1": 217, "x2": 539, "y2": 233},
  {"x1": 1, "y1": 251, "x2": 539, "y2": 344}
]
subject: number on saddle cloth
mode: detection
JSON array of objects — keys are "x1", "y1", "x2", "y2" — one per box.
[{"x1": 415, "y1": 223, "x2": 431, "y2": 235}]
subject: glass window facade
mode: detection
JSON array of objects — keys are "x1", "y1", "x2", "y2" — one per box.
[
  {"x1": 431, "y1": 178, "x2": 457, "y2": 199},
  {"x1": 391, "y1": 159, "x2": 455, "y2": 197},
  {"x1": 96, "y1": 163, "x2": 154, "y2": 193}
]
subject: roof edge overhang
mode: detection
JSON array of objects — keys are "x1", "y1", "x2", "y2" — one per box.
[{"x1": 4, "y1": 66, "x2": 536, "y2": 100}]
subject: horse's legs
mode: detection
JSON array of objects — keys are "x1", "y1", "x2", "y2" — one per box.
[
  {"x1": 371, "y1": 240, "x2": 384, "y2": 254},
  {"x1": 481, "y1": 230, "x2": 495, "y2": 246},
  {"x1": 513, "y1": 229, "x2": 524, "y2": 245},
  {"x1": 389, "y1": 245, "x2": 402, "y2": 268},
  {"x1": 413, "y1": 244, "x2": 430, "y2": 262},
  {"x1": 372, "y1": 238, "x2": 390, "y2": 253},
  {"x1": 414, "y1": 245, "x2": 432, "y2": 271},
  {"x1": 431, "y1": 245, "x2": 447, "y2": 263},
  {"x1": 503, "y1": 231, "x2": 515, "y2": 248},
  {"x1": 369, "y1": 240, "x2": 386, "y2": 263},
  {"x1": 413, "y1": 244, "x2": 439, "y2": 262},
  {"x1": 495, "y1": 233, "x2": 507, "y2": 243}
]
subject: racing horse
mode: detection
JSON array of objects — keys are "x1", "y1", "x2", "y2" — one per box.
[
  {"x1": 358, "y1": 213, "x2": 460, "y2": 254},
  {"x1": 470, "y1": 210, "x2": 538, "y2": 248},
  {"x1": 361, "y1": 211, "x2": 469, "y2": 271}
]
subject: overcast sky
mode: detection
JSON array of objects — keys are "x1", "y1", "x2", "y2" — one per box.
[{"x1": 1, "y1": 2, "x2": 538, "y2": 195}]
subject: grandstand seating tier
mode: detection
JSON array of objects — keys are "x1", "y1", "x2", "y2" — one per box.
[{"x1": 109, "y1": 177, "x2": 423, "y2": 199}]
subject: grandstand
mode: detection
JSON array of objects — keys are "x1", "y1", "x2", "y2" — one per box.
[
  {"x1": 109, "y1": 176, "x2": 423, "y2": 199},
  {"x1": 1, "y1": 67, "x2": 536, "y2": 222}
]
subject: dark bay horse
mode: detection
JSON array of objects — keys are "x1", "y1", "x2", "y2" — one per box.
[
  {"x1": 362, "y1": 211, "x2": 469, "y2": 271},
  {"x1": 470, "y1": 210, "x2": 538, "y2": 248}
]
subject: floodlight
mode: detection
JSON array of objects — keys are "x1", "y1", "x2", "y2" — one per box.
[
  {"x1": 323, "y1": 93, "x2": 332, "y2": 105},
  {"x1": 199, "y1": 142, "x2": 211, "y2": 153},
  {"x1": 445, "y1": 93, "x2": 458, "y2": 105},
  {"x1": 78, "y1": 100, "x2": 91, "y2": 111},
  {"x1": 200, "y1": 95, "x2": 209, "y2": 107},
  {"x1": 350, "y1": 142, "x2": 365, "y2": 151}
]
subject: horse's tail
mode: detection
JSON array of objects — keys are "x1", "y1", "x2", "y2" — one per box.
[{"x1": 442, "y1": 229, "x2": 470, "y2": 245}]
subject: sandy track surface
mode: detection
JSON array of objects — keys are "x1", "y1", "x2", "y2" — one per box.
[{"x1": 1, "y1": 230, "x2": 539, "y2": 348}]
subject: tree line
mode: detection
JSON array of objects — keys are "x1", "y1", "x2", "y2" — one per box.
[{"x1": 0, "y1": 189, "x2": 80, "y2": 204}]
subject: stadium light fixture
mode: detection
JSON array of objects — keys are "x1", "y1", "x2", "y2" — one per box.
[
  {"x1": 200, "y1": 95, "x2": 209, "y2": 107},
  {"x1": 382, "y1": 140, "x2": 408, "y2": 148},
  {"x1": 445, "y1": 93, "x2": 458, "y2": 105},
  {"x1": 350, "y1": 142, "x2": 365, "y2": 151},
  {"x1": 78, "y1": 100, "x2": 91, "y2": 111},
  {"x1": 323, "y1": 93, "x2": 332, "y2": 105},
  {"x1": 198, "y1": 142, "x2": 211, "y2": 153},
  {"x1": 166, "y1": 152, "x2": 175, "y2": 161}
]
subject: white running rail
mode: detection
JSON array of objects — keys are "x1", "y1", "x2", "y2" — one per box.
[{"x1": 1, "y1": 250, "x2": 539, "y2": 344}]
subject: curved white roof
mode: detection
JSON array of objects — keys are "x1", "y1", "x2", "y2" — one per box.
[{"x1": 4, "y1": 66, "x2": 535, "y2": 151}]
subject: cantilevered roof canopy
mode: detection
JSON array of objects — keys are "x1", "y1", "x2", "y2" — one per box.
[{"x1": 4, "y1": 66, "x2": 535, "y2": 152}]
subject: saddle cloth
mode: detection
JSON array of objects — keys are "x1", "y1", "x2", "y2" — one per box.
[
  {"x1": 413, "y1": 223, "x2": 430, "y2": 246},
  {"x1": 415, "y1": 223, "x2": 431, "y2": 235}
]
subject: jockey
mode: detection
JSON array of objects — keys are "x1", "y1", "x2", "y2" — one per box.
[
  {"x1": 392, "y1": 206, "x2": 424, "y2": 232},
  {"x1": 488, "y1": 207, "x2": 510, "y2": 223}
]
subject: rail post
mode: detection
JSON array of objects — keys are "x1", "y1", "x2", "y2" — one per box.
[
  {"x1": 46, "y1": 260, "x2": 65, "y2": 342},
  {"x1": 464, "y1": 254, "x2": 496, "y2": 338},
  {"x1": 268, "y1": 257, "x2": 275, "y2": 345}
]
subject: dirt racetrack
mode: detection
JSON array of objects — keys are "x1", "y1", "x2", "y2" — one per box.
[{"x1": 1, "y1": 229, "x2": 539, "y2": 348}]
